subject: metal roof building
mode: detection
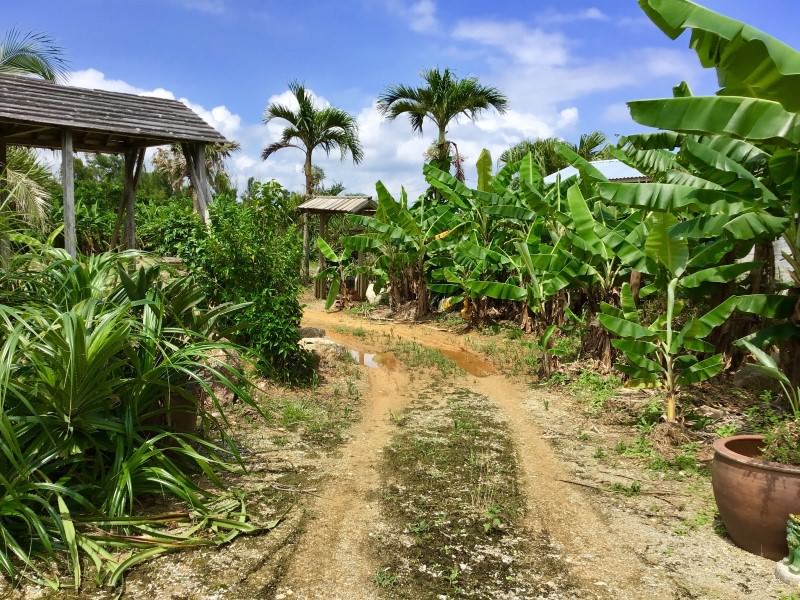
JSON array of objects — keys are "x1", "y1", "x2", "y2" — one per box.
[
  {"x1": 543, "y1": 159, "x2": 648, "y2": 185},
  {"x1": 297, "y1": 195, "x2": 376, "y2": 215}
]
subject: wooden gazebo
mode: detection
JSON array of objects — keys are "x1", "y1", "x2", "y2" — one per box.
[
  {"x1": 297, "y1": 195, "x2": 376, "y2": 299},
  {"x1": 0, "y1": 73, "x2": 228, "y2": 256}
]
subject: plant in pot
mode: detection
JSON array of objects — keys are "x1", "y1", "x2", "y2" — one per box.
[{"x1": 712, "y1": 341, "x2": 800, "y2": 560}]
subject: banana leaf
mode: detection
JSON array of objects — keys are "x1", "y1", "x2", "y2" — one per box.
[
  {"x1": 598, "y1": 313, "x2": 656, "y2": 340},
  {"x1": 639, "y1": 0, "x2": 800, "y2": 110},
  {"x1": 476, "y1": 149, "x2": 493, "y2": 193},
  {"x1": 628, "y1": 96, "x2": 800, "y2": 145},
  {"x1": 680, "y1": 262, "x2": 757, "y2": 288},
  {"x1": 645, "y1": 212, "x2": 688, "y2": 276},
  {"x1": 676, "y1": 353, "x2": 725, "y2": 386},
  {"x1": 464, "y1": 280, "x2": 527, "y2": 302}
]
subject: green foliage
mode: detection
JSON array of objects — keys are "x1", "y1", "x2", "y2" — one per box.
[
  {"x1": 570, "y1": 370, "x2": 622, "y2": 411},
  {"x1": 762, "y1": 421, "x2": 800, "y2": 465},
  {"x1": 185, "y1": 191, "x2": 311, "y2": 382},
  {"x1": 137, "y1": 200, "x2": 203, "y2": 258},
  {"x1": 0, "y1": 249, "x2": 260, "y2": 586}
]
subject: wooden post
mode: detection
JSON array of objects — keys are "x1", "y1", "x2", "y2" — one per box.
[
  {"x1": 62, "y1": 130, "x2": 76, "y2": 257},
  {"x1": 124, "y1": 148, "x2": 145, "y2": 249},
  {"x1": 0, "y1": 138, "x2": 8, "y2": 264},
  {"x1": 182, "y1": 143, "x2": 211, "y2": 225},
  {"x1": 111, "y1": 148, "x2": 145, "y2": 250},
  {"x1": 302, "y1": 212, "x2": 310, "y2": 281},
  {"x1": 194, "y1": 145, "x2": 211, "y2": 224},
  {"x1": 318, "y1": 213, "x2": 329, "y2": 273},
  {"x1": 0, "y1": 138, "x2": 6, "y2": 181}
]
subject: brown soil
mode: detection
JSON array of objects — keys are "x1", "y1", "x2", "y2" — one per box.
[
  {"x1": 273, "y1": 322, "x2": 411, "y2": 599},
  {"x1": 298, "y1": 307, "x2": 672, "y2": 598},
  {"x1": 289, "y1": 303, "x2": 791, "y2": 599}
]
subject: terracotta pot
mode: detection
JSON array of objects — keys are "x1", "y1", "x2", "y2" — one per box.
[{"x1": 712, "y1": 435, "x2": 800, "y2": 560}]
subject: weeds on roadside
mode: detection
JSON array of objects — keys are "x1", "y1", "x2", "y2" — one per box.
[
  {"x1": 569, "y1": 370, "x2": 622, "y2": 412},
  {"x1": 610, "y1": 481, "x2": 642, "y2": 497},
  {"x1": 374, "y1": 568, "x2": 398, "y2": 588},
  {"x1": 384, "y1": 337, "x2": 460, "y2": 376}
]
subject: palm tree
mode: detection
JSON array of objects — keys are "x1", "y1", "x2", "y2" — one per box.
[
  {"x1": 261, "y1": 81, "x2": 363, "y2": 280},
  {"x1": 377, "y1": 68, "x2": 508, "y2": 174},
  {"x1": 152, "y1": 141, "x2": 241, "y2": 199},
  {"x1": 0, "y1": 30, "x2": 67, "y2": 231},
  {"x1": 499, "y1": 130, "x2": 610, "y2": 175}
]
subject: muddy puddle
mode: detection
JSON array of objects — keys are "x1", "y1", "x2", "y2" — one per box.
[
  {"x1": 349, "y1": 349, "x2": 399, "y2": 370},
  {"x1": 439, "y1": 347, "x2": 495, "y2": 377},
  {"x1": 348, "y1": 345, "x2": 493, "y2": 377}
]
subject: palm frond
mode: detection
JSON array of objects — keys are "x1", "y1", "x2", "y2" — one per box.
[{"x1": 0, "y1": 29, "x2": 67, "y2": 82}]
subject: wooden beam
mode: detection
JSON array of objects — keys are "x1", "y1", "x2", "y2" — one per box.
[
  {"x1": 62, "y1": 130, "x2": 76, "y2": 257},
  {"x1": 1, "y1": 125, "x2": 51, "y2": 140},
  {"x1": 0, "y1": 138, "x2": 6, "y2": 264}
]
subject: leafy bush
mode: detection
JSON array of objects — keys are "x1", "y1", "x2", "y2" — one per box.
[
  {"x1": 186, "y1": 190, "x2": 311, "y2": 382},
  {"x1": 0, "y1": 248, "x2": 259, "y2": 587},
  {"x1": 137, "y1": 199, "x2": 203, "y2": 258},
  {"x1": 762, "y1": 421, "x2": 800, "y2": 465}
]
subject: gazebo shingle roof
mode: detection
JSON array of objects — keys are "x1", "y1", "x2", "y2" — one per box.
[{"x1": 0, "y1": 73, "x2": 227, "y2": 152}]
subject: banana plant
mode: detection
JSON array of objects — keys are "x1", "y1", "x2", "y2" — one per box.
[
  {"x1": 348, "y1": 181, "x2": 456, "y2": 319},
  {"x1": 315, "y1": 237, "x2": 355, "y2": 310},
  {"x1": 632, "y1": 0, "x2": 800, "y2": 145},
  {"x1": 598, "y1": 209, "x2": 791, "y2": 422},
  {"x1": 424, "y1": 151, "x2": 534, "y2": 322}
]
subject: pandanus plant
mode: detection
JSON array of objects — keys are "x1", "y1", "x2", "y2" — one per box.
[{"x1": 0, "y1": 248, "x2": 263, "y2": 587}]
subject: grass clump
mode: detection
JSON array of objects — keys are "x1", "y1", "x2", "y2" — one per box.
[
  {"x1": 384, "y1": 337, "x2": 460, "y2": 376},
  {"x1": 569, "y1": 370, "x2": 622, "y2": 411}
]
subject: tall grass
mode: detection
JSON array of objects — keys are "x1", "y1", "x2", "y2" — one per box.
[{"x1": 0, "y1": 248, "x2": 261, "y2": 588}]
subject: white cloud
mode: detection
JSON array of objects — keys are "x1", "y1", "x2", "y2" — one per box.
[
  {"x1": 386, "y1": 0, "x2": 438, "y2": 33},
  {"x1": 66, "y1": 68, "x2": 141, "y2": 94},
  {"x1": 538, "y1": 7, "x2": 609, "y2": 25},
  {"x1": 602, "y1": 103, "x2": 631, "y2": 123},
  {"x1": 452, "y1": 20, "x2": 568, "y2": 66}
]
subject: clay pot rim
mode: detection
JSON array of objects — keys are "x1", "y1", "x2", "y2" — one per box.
[{"x1": 713, "y1": 434, "x2": 800, "y2": 475}]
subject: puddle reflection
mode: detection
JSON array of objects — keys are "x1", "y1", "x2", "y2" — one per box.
[{"x1": 349, "y1": 349, "x2": 399, "y2": 370}]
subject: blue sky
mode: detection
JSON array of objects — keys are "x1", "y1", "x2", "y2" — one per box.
[{"x1": 6, "y1": 1, "x2": 800, "y2": 196}]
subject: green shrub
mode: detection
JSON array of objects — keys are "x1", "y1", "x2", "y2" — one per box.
[
  {"x1": 762, "y1": 421, "x2": 800, "y2": 465},
  {"x1": 137, "y1": 199, "x2": 203, "y2": 258},
  {"x1": 186, "y1": 190, "x2": 311, "y2": 382},
  {"x1": 0, "y1": 249, "x2": 259, "y2": 587}
]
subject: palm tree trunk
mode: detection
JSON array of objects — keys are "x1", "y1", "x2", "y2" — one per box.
[
  {"x1": 437, "y1": 125, "x2": 448, "y2": 170},
  {"x1": 302, "y1": 151, "x2": 312, "y2": 282}
]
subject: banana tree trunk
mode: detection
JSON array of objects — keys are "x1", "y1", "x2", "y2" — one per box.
[
  {"x1": 415, "y1": 258, "x2": 429, "y2": 319},
  {"x1": 750, "y1": 240, "x2": 776, "y2": 293},
  {"x1": 520, "y1": 303, "x2": 535, "y2": 333},
  {"x1": 629, "y1": 270, "x2": 642, "y2": 303},
  {"x1": 665, "y1": 393, "x2": 677, "y2": 423}
]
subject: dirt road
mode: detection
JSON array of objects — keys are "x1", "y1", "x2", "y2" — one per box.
[{"x1": 274, "y1": 307, "x2": 678, "y2": 599}]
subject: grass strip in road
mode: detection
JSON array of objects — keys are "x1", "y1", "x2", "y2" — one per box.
[{"x1": 373, "y1": 386, "x2": 574, "y2": 598}]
